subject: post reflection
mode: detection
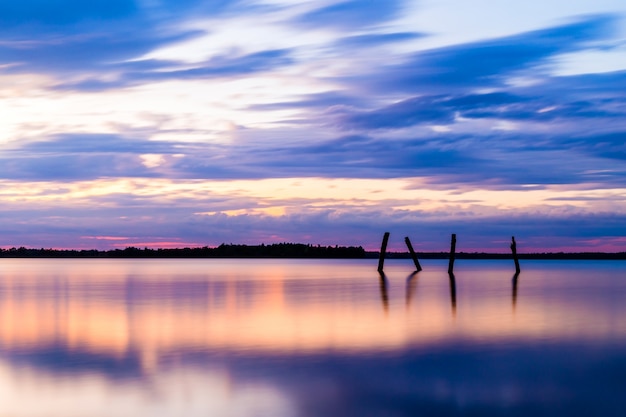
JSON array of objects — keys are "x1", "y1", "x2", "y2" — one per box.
[
  {"x1": 448, "y1": 272, "x2": 457, "y2": 317},
  {"x1": 379, "y1": 273, "x2": 389, "y2": 313},
  {"x1": 405, "y1": 271, "x2": 419, "y2": 309},
  {"x1": 512, "y1": 272, "x2": 520, "y2": 312},
  {"x1": 1, "y1": 260, "x2": 626, "y2": 417},
  {"x1": 0, "y1": 259, "x2": 625, "y2": 369}
]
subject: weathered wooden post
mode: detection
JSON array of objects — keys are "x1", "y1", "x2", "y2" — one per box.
[
  {"x1": 404, "y1": 236, "x2": 422, "y2": 272},
  {"x1": 377, "y1": 232, "x2": 390, "y2": 274},
  {"x1": 448, "y1": 233, "x2": 456, "y2": 274},
  {"x1": 510, "y1": 236, "x2": 521, "y2": 274}
]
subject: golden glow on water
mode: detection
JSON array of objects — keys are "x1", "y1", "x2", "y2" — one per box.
[
  {"x1": 1, "y1": 259, "x2": 626, "y2": 417},
  {"x1": 0, "y1": 259, "x2": 625, "y2": 362}
]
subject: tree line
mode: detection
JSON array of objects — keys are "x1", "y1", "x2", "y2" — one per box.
[
  {"x1": 0, "y1": 243, "x2": 367, "y2": 258},
  {"x1": 0, "y1": 244, "x2": 624, "y2": 259}
]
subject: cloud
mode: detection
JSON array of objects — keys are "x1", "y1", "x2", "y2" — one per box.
[
  {"x1": 3, "y1": 126, "x2": 626, "y2": 188},
  {"x1": 0, "y1": 0, "x2": 284, "y2": 91},
  {"x1": 549, "y1": 69, "x2": 626, "y2": 93},
  {"x1": 566, "y1": 132, "x2": 626, "y2": 161},
  {"x1": 335, "y1": 96, "x2": 456, "y2": 129},
  {"x1": 0, "y1": 19, "x2": 201, "y2": 75},
  {"x1": 335, "y1": 89, "x2": 626, "y2": 131},
  {"x1": 335, "y1": 32, "x2": 425, "y2": 48},
  {"x1": 294, "y1": 0, "x2": 405, "y2": 30},
  {"x1": 53, "y1": 49, "x2": 294, "y2": 91},
  {"x1": 1, "y1": 131, "x2": 466, "y2": 181},
  {"x1": 2, "y1": 5, "x2": 626, "y2": 250},
  {"x1": 352, "y1": 14, "x2": 617, "y2": 93},
  {"x1": 0, "y1": 134, "x2": 183, "y2": 180},
  {"x1": 249, "y1": 91, "x2": 368, "y2": 111},
  {"x1": 13, "y1": 133, "x2": 175, "y2": 154}
]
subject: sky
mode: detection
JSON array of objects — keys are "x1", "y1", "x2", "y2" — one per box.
[{"x1": 1, "y1": 0, "x2": 626, "y2": 252}]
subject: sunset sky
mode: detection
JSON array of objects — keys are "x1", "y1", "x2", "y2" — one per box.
[{"x1": 1, "y1": 0, "x2": 626, "y2": 252}]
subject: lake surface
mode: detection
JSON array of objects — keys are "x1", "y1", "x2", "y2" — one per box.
[{"x1": 1, "y1": 258, "x2": 626, "y2": 416}]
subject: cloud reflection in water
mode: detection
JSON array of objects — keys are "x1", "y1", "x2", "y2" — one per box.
[{"x1": 0, "y1": 258, "x2": 626, "y2": 416}]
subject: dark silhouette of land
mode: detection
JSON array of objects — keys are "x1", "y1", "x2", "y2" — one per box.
[
  {"x1": 0, "y1": 243, "x2": 625, "y2": 259},
  {"x1": 0, "y1": 243, "x2": 365, "y2": 258}
]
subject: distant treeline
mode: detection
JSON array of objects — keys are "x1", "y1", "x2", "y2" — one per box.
[
  {"x1": 0, "y1": 244, "x2": 625, "y2": 259},
  {"x1": 0, "y1": 243, "x2": 367, "y2": 258}
]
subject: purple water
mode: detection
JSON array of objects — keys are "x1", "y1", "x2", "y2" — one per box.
[{"x1": 1, "y1": 258, "x2": 625, "y2": 416}]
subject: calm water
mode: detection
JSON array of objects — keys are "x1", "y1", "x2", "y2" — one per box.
[{"x1": 1, "y1": 258, "x2": 626, "y2": 416}]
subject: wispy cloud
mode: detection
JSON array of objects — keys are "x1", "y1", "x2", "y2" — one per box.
[
  {"x1": 293, "y1": 0, "x2": 406, "y2": 30},
  {"x1": 1, "y1": 2, "x2": 626, "y2": 250},
  {"x1": 345, "y1": 14, "x2": 617, "y2": 93}
]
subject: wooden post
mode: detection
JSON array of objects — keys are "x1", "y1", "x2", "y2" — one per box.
[
  {"x1": 510, "y1": 236, "x2": 521, "y2": 274},
  {"x1": 448, "y1": 233, "x2": 456, "y2": 274},
  {"x1": 377, "y1": 232, "x2": 390, "y2": 273},
  {"x1": 404, "y1": 236, "x2": 422, "y2": 272}
]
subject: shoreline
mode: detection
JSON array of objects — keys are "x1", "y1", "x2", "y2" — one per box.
[{"x1": 1, "y1": 244, "x2": 625, "y2": 260}]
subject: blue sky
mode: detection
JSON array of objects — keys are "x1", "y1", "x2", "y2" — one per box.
[{"x1": 1, "y1": 0, "x2": 626, "y2": 251}]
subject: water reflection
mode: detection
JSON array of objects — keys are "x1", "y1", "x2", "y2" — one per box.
[
  {"x1": 405, "y1": 271, "x2": 419, "y2": 309},
  {"x1": 378, "y1": 273, "x2": 389, "y2": 313},
  {"x1": 448, "y1": 272, "x2": 457, "y2": 317},
  {"x1": 1, "y1": 259, "x2": 626, "y2": 358},
  {"x1": 512, "y1": 272, "x2": 520, "y2": 312},
  {"x1": 1, "y1": 259, "x2": 626, "y2": 416},
  {"x1": 0, "y1": 260, "x2": 626, "y2": 417}
]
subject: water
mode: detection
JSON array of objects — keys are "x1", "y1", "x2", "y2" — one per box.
[{"x1": 1, "y1": 258, "x2": 626, "y2": 416}]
